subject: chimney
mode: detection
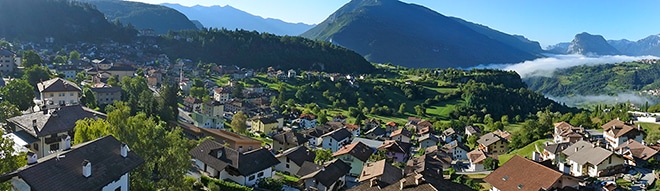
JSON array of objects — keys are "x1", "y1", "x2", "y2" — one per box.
[
  {"x1": 575, "y1": 147, "x2": 578, "y2": 153},
  {"x1": 638, "y1": 125, "x2": 641, "y2": 131},
  {"x1": 27, "y1": 152, "x2": 38, "y2": 165},
  {"x1": 121, "y1": 144, "x2": 129, "y2": 158},
  {"x1": 370, "y1": 178, "x2": 378, "y2": 187},
  {"x1": 414, "y1": 174, "x2": 424, "y2": 185},
  {"x1": 400, "y1": 179, "x2": 406, "y2": 190},
  {"x1": 82, "y1": 160, "x2": 92, "y2": 177},
  {"x1": 62, "y1": 135, "x2": 71, "y2": 150},
  {"x1": 216, "y1": 150, "x2": 223, "y2": 158},
  {"x1": 32, "y1": 119, "x2": 37, "y2": 128}
]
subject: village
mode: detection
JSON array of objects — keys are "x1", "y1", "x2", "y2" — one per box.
[{"x1": 1, "y1": 40, "x2": 660, "y2": 191}]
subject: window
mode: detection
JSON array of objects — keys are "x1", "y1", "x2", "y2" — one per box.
[
  {"x1": 70, "y1": 93, "x2": 74, "y2": 96},
  {"x1": 257, "y1": 172, "x2": 264, "y2": 177},
  {"x1": 286, "y1": 158, "x2": 290, "y2": 163},
  {"x1": 248, "y1": 175, "x2": 256, "y2": 181},
  {"x1": 50, "y1": 143, "x2": 59, "y2": 151},
  {"x1": 49, "y1": 93, "x2": 54, "y2": 97},
  {"x1": 33, "y1": 143, "x2": 39, "y2": 151}
]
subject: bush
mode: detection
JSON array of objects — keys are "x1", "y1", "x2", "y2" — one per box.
[
  {"x1": 257, "y1": 177, "x2": 284, "y2": 191},
  {"x1": 200, "y1": 176, "x2": 252, "y2": 191}
]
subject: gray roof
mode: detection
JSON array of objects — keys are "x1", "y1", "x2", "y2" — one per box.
[
  {"x1": 272, "y1": 131, "x2": 308, "y2": 146},
  {"x1": 543, "y1": 142, "x2": 571, "y2": 154},
  {"x1": 7, "y1": 105, "x2": 106, "y2": 137},
  {"x1": 0, "y1": 49, "x2": 14, "y2": 56},
  {"x1": 477, "y1": 132, "x2": 505, "y2": 146},
  {"x1": 90, "y1": 86, "x2": 121, "y2": 93},
  {"x1": 6, "y1": 135, "x2": 143, "y2": 191},
  {"x1": 276, "y1": 146, "x2": 315, "y2": 166},
  {"x1": 322, "y1": 128, "x2": 352, "y2": 141},
  {"x1": 365, "y1": 127, "x2": 386, "y2": 136},
  {"x1": 300, "y1": 159, "x2": 351, "y2": 187},
  {"x1": 296, "y1": 161, "x2": 323, "y2": 177},
  {"x1": 352, "y1": 138, "x2": 383, "y2": 150},
  {"x1": 566, "y1": 146, "x2": 615, "y2": 165},
  {"x1": 189, "y1": 140, "x2": 280, "y2": 176},
  {"x1": 561, "y1": 140, "x2": 594, "y2": 156},
  {"x1": 442, "y1": 140, "x2": 469, "y2": 152},
  {"x1": 419, "y1": 133, "x2": 440, "y2": 143},
  {"x1": 37, "y1": 78, "x2": 81, "y2": 93}
]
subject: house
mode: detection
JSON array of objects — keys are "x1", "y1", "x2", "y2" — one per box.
[
  {"x1": 274, "y1": 146, "x2": 315, "y2": 176},
  {"x1": 541, "y1": 142, "x2": 571, "y2": 162},
  {"x1": 201, "y1": 100, "x2": 225, "y2": 118},
  {"x1": 37, "y1": 78, "x2": 82, "y2": 106},
  {"x1": 0, "y1": 49, "x2": 16, "y2": 75},
  {"x1": 441, "y1": 128, "x2": 461, "y2": 143},
  {"x1": 200, "y1": 129, "x2": 262, "y2": 153},
  {"x1": 4, "y1": 105, "x2": 106, "y2": 158},
  {"x1": 406, "y1": 117, "x2": 421, "y2": 126},
  {"x1": 333, "y1": 141, "x2": 373, "y2": 176},
  {"x1": 298, "y1": 114, "x2": 318, "y2": 128},
  {"x1": 88, "y1": 60, "x2": 135, "y2": 81},
  {"x1": 272, "y1": 131, "x2": 307, "y2": 152},
  {"x1": 466, "y1": 149, "x2": 489, "y2": 172},
  {"x1": 348, "y1": 172, "x2": 473, "y2": 191},
  {"x1": 414, "y1": 121, "x2": 433, "y2": 135},
  {"x1": 52, "y1": 65, "x2": 78, "y2": 79},
  {"x1": 418, "y1": 133, "x2": 440, "y2": 149},
  {"x1": 364, "y1": 127, "x2": 387, "y2": 140},
  {"x1": 614, "y1": 139, "x2": 658, "y2": 166},
  {"x1": 182, "y1": 96, "x2": 202, "y2": 112},
  {"x1": 344, "y1": 124, "x2": 360, "y2": 137},
  {"x1": 477, "y1": 132, "x2": 509, "y2": 155},
  {"x1": 213, "y1": 87, "x2": 231, "y2": 104},
  {"x1": 299, "y1": 159, "x2": 351, "y2": 191},
  {"x1": 190, "y1": 140, "x2": 279, "y2": 187},
  {"x1": 484, "y1": 155, "x2": 580, "y2": 191},
  {"x1": 406, "y1": 147, "x2": 452, "y2": 176},
  {"x1": 351, "y1": 138, "x2": 384, "y2": 151},
  {"x1": 3, "y1": 135, "x2": 143, "y2": 191},
  {"x1": 89, "y1": 83, "x2": 121, "y2": 106},
  {"x1": 358, "y1": 159, "x2": 404, "y2": 188},
  {"x1": 364, "y1": 118, "x2": 382, "y2": 130},
  {"x1": 190, "y1": 112, "x2": 224, "y2": 129},
  {"x1": 287, "y1": 69, "x2": 297, "y2": 78},
  {"x1": 601, "y1": 119, "x2": 644, "y2": 148},
  {"x1": 300, "y1": 125, "x2": 340, "y2": 149},
  {"x1": 378, "y1": 140, "x2": 413, "y2": 163},
  {"x1": 553, "y1": 122, "x2": 585, "y2": 143},
  {"x1": 320, "y1": 128, "x2": 353, "y2": 152},
  {"x1": 385, "y1": 121, "x2": 398, "y2": 133},
  {"x1": 252, "y1": 116, "x2": 281, "y2": 135},
  {"x1": 441, "y1": 141, "x2": 470, "y2": 161},
  {"x1": 332, "y1": 114, "x2": 348, "y2": 124},
  {"x1": 390, "y1": 128, "x2": 413, "y2": 143},
  {"x1": 563, "y1": 140, "x2": 626, "y2": 177},
  {"x1": 464, "y1": 125, "x2": 482, "y2": 137}
]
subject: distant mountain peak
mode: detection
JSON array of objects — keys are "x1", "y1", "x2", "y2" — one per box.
[
  {"x1": 162, "y1": 3, "x2": 314, "y2": 36},
  {"x1": 567, "y1": 32, "x2": 620, "y2": 55}
]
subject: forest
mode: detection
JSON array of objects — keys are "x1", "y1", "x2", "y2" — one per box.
[{"x1": 158, "y1": 28, "x2": 376, "y2": 74}]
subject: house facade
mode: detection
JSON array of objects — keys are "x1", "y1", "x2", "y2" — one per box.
[
  {"x1": 90, "y1": 83, "x2": 121, "y2": 106},
  {"x1": 320, "y1": 128, "x2": 353, "y2": 152},
  {"x1": 37, "y1": 78, "x2": 82, "y2": 106},
  {"x1": 563, "y1": 141, "x2": 626, "y2": 177},
  {"x1": 272, "y1": 131, "x2": 308, "y2": 152},
  {"x1": 190, "y1": 140, "x2": 280, "y2": 187},
  {"x1": 467, "y1": 149, "x2": 488, "y2": 172},
  {"x1": 274, "y1": 146, "x2": 315, "y2": 176},
  {"x1": 333, "y1": 142, "x2": 373, "y2": 176},
  {"x1": 6, "y1": 135, "x2": 143, "y2": 191},
  {"x1": 0, "y1": 49, "x2": 16, "y2": 75},
  {"x1": 477, "y1": 132, "x2": 509, "y2": 155},
  {"x1": 601, "y1": 119, "x2": 644, "y2": 148},
  {"x1": 299, "y1": 159, "x2": 351, "y2": 191}
]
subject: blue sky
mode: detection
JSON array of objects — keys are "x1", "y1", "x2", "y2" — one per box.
[{"x1": 130, "y1": 0, "x2": 660, "y2": 47}]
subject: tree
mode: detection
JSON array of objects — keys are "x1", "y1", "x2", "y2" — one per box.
[
  {"x1": 2, "y1": 79, "x2": 35, "y2": 110},
  {"x1": 231, "y1": 83, "x2": 244, "y2": 98},
  {"x1": 189, "y1": 87, "x2": 206, "y2": 99},
  {"x1": 0, "y1": 130, "x2": 27, "y2": 190},
  {"x1": 231, "y1": 111, "x2": 247, "y2": 134},
  {"x1": 257, "y1": 177, "x2": 283, "y2": 191},
  {"x1": 500, "y1": 115, "x2": 509, "y2": 125},
  {"x1": 317, "y1": 111, "x2": 328, "y2": 124},
  {"x1": 414, "y1": 105, "x2": 425, "y2": 116},
  {"x1": 81, "y1": 87, "x2": 97, "y2": 109},
  {"x1": 73, "y1": 102, "x2": 193, "y2": 190},
  {"x1": 68, "y1": 50, "x2": 80, "y2": 61},
  {"x1": 22, "y1": 50, "x2": 42, "y2": 68},
  {"x1": 466, "y1": 135, "x2": 478, "y2": 149},
  {"x1": 483, "y1": 157, "x2": 498, "y2": 170},
  {"x1": 107, "y1": 75, "x2": 119, "y2": 87},
  {"x1": 570, "y1": 112, "x2": 592, "y2": 128},
  {"x1": 369, "y1": 150, "x2": 388, "y2": 162},
  {"x1": 158, "y1": 84, "x2": 179, "y2": 122},
  {"x1": 314, "y1": 149, "x2": 333, "y2": 164},
  {"x1": 0, "y1": 102, "x2": 21, "y2": 123},
  {"x1": 23, "y1": 66, "x2": 52, "y2": 87},
  {"x1": 398, "y1": 103, "x2": 407, "y2": 115}
]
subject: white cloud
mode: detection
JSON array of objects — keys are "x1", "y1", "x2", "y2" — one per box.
[
  {"x1": 548, "y1": 93, "x2": 657, "y2": 107},
  {"x1": 493, "y1": 54, "x2": 658, "y2": 77}
]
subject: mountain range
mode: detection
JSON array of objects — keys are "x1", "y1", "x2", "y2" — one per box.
[
  {"x1": 547, "y1": 33, "x2": 660, "y2": 57},
  {"x1": 301, "y1": 0, "x2": 542, "y2": 68},
  {"x1": 162, "y1": 3, "x2": 315, "y2": 36},
  {"x1": 75, "y1": 0, "x2": 198, "y2": 34}
]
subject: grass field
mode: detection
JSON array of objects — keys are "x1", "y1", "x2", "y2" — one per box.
[
  {"x1": 426, "y1": 99, "x2": 464, "y2": 120},
  {"x1": 465, "y1": 174, "x2": 492, "y2": 191},
  {"x1": 498, "y1": 139, "x2": 550, "y2": 166}
]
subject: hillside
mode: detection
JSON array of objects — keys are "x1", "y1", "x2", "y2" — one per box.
[
  {"x1": 76, "y1": 0, "x2": 198, "y2": 34},
  {"x1": 162, "y1": 3, "x2": 315, "y2": 36},
  {"x1": 451, "y1": 17, "x2": 544, "y2": 55},
  {"x1": 566, "y1": 32, "x2": 621, "y2": 55},
  {"x1": 159, "y1": 29, "x2": 375, "y2": 74},
  {"x1": 301, "y1": 0, "x2": 540, "y2": 68},
  {"x1": 0, "y1": 0, "x2": 136, "y2": 42},
  {"x1": 524, "y1": 61, "x2": 660, "y2": 97}
]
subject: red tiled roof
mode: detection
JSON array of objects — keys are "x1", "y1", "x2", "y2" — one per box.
[{"x1": 484, "y1": 155, "x2": 563, "y2": 191}]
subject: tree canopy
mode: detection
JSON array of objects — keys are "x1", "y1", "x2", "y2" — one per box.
[{"x1": 1, "y1": 79, "x2": 35, "y2": 110}]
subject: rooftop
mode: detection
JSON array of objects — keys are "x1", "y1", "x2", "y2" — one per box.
[
  {"x1": 37, "y1": 78, "x2": 81, "y2": 93},
  {"x1": 484, "y1": 155, "x2": 563, "y2": 191}
]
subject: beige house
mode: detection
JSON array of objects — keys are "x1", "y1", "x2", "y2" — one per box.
[
  {"x1": 0, "y1": 49, "x2": 16, "y2": 75},
  {"x1": 90, "y1": 83, "x2": 121, "y2": 105},
  {"x1": 37, "y1": 78, "x2": 82, "y2": 107},
  {"x1": 213, "y1": 87, "x2": 231, "y2": 103},
  {"x1": 601, "y1": 119, "x2": 644, "y2": 148},
  {"x1": 562, "y1": 140, "x2": 626, "y2": 177},
  {"x1": 477, "y1": 132, "x2": 509, "y2": 155}
]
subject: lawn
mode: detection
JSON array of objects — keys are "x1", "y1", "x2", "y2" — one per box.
[
  {"x1": 426, "y1": 99, "x2": 464, "y2": 120},
  {"x1": 465, "y1": 174, "x2": 491, "y2": 191},
  {"x1": 638, "y1": 122, "x2": 660, "y2": 143},
  {"x1": 498, "y1": 139, "x2": 551, "y2": 166}
]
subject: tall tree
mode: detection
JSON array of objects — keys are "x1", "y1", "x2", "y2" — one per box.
[
  {"x1": 1, "y1": 79, "x2": 35, "y2": 110},
  {"x1": 0, "y1": 101, "x2": 21, "y2": 123},
  {"x1": 68, "y1": 50, "x2": 80, "y2": 61},
  {"x1": 0, "y1": 130, "x2": 27, "y2": 190},
  {"x1": 81, "y1": 87, "x2": 97, "y2": 109},
  {"x1": 158, "y1": 84, "x2": 179, "y2": 122},
  {"x1": 231, "y1": 111, "x2": 247, "y2": 134},
  {"x1": 314, "y1": 149, "x2": 333, "y2": 164},
  {"x1": 22, "y1": 50, "x2": 42, "y2": 68},
  {"x1": 23, "y1": 66, "x2": 52, "y2": 86}
]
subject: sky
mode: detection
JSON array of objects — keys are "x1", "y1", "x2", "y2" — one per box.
[{"x1": 129, "y1": 0, "x2": 660, "y2": 47}]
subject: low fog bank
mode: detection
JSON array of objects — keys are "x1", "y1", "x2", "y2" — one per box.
[
  {"x1": 547, "y1": 93, "x2": 658, "y2": 107},
  {"x1": 490, "y1": 54, "x2": 659, "y2": 78}
]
